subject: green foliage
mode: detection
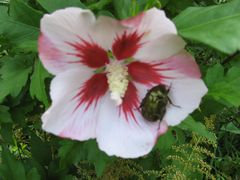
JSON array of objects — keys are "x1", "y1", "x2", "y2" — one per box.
[
  {"x1": 30, "y1": 60, "x2": 50, "y2": 107},
  {"x1": 0, "y1": 0, "x2": 240, "y2": 179},
  {"x1": 58, "y1": 140, "x2": 84, "y2": 167},
  {"x1": 26, "y1": 168, "x2": 41, "y2": 180},
  {"x1": 0, "y1": 146, "x2": 26, "y2": 180},
  {"x1": 87, "y1": 0, "x2": 111, "y2": 11},
  {"x1": 205, "y1": 64, "x2": 224, "y2": 85},
  {"x1": 155, "y1": 128, "x2": 176, "y2": 154},
  {"x1": 165, "y1": 0, "x2": 194, "y2": 15},
  {"x1": 59, "y1": 140, "x2": 113, "y2": 177},
  {"x1": 37, "y1": 0, "x2": 86, "y2": 12},
  {"x1": 178, "y1": 116, "x2": 217, "y2": 141},
  {"x1": 30, "y1": 134, "x2": 52, "y2": 166},
  {"x1": 0, "y1": 55, "x2": 32, "y2": 102},
  {"x1": 213, "y1": 107, "x2": 240, "y2": 178},
  {"x1": 0, "y1": 105, "x2": 12, "y2": 123},
  {"x1": 113, "y1": 0, "x2": 162, "y2": 19},
  {"x1": 10, "y1": 0, "x2": 43, "y2": 27},
  {"x1": 221, "y1": 122, "x2": 240, "y2": 134},
  {"x1": 205, "y1": 64, "x2": 240, "y2": 106},
  {"x1": 103, "y1": 159, "x2": 145, "y2": 179},
  {"x1": 174, "y1": 0, "x2": 240, "y2": 54},
  {"x1": 161, "y1": 133, "x2": 216, "y2": 179},
  {"x1": 186, "y1": 43, "x2": 226, "y2": 66},
  {"x1": 0, "y1": 7, "x2": 39, "y2": 50},
  {"x1": 113, "y1": 0, "x2": 133, "y2": 19}
]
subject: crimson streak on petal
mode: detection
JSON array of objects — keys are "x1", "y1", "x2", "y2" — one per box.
[
  {"x1": 74, "y1": 73, "x2": 108, "y2": 111},
  {"x1": 112, "y1": 31, "x2": 144, "y2": 60},
  {"x1": 128, "y1": 61, "x2": 170, "y2": 85},
  {"x1": 67, "y1": 38, "x2": 109, "y2": 68},
  {"x1": 120, "y1": 82, "x2": 139, "y2": 123}
]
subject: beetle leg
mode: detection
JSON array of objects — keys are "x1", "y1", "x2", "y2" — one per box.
[
  {"x1": 135, "y1": 106, "x2": 141, "y2": 111},
  {"x1": 166, "y1": 83, "x2": 172, "y2": 93},
  {"x1": 168, "y1": 97, "x2": 181, "y2": 108},
  {"x1": 157, "y1": 119, "x2": 163, "y2": 131}
]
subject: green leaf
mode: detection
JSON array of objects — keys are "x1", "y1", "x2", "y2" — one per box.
[
  {"x1": 205, "y1": 65, "x2": 240, "y2": 106},
  {"x1": 200, "y1": 98, "x2": 225, "y2": 116},
  {"x1": 0, "y1": 6, "x2": 8, "y2": 16},
  {"x1": 15, "y1": 40, "x2": 38, "y2": 52},
  {"x1": 230, "y1": 55, "x2": 240, "y2": 68},
  {"x1": 221, "y1": 122, "x2": 240, "y2": 134},
  {"x1": 0, "y1": 13, "x2": 39, "y2": 47},
  {"x1": 113, "y1": 0, "x2": 132, "y2": 19},
  {"x1": 61, "y1": 175, "x2": 77, "y2": 180},
  {"x1": 58, "y1": 140, "x2": 112, "y2": 177},
  {"x1": 160, "y1": 0, "x2": 170, "y2": 7},
  {"x1": 166, "y1": 0, "x2": 193, "y2": 15},
  {"x1": 155, "y1": 128, "x2": 176, "y2": 154},
  {"x1": 0, "y1": 123, "x2": 14, "y2": 144},
  {"x1": 0, "y1": 146, "x2": 26, "y2": 180},
  {"x1": 58, "y1": 140, "x2": 84, "y2": 167},
  {"x1": 178, "y1": 116, "x2": 216, "y2": 141},
  {"x1": 0, "y1": 56, "x2": 32, "y2": 102},
  {"x1": 143, "y1": 0, "x2": 162, "y2": 10},
  {"x1": 0, "y1": 105, "x2": 12, "y2": 123},
  {"x1": 97, "y1": 10, "x2": 114, "y2": 18},
  {"x1": 10, "y1": 0, "x2": 43, "y2": 27},
  {"x1": 24, "y1": 159, "x2": 46, "y2": 179},
  {"x1": 30, "y1": 134, "x2": 52, "y2": 166},
  {"x1": 84, "y1": 140, "x2": 113, "y2": 177},
  {"x1": 174, "y1": 0, "x2": 240, "y2": 54},
  {"x1": 205, "y1": 64, "x2": 224, "y2": 87},
  {"x1": 30, "y1": 60, "x2": 50, "y2": 107},
  {"x1": 37, "y1": 0, "x2": 86, "y2": 13},
  {"x1": 88, "y1": 0, "x2": 111, "y2": 11},
  {"x1": 26, "y1": 168, "x2": 41, "y2": 180}
]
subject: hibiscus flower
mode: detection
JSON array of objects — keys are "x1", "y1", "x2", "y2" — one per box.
[{"x1": 38, "y1": 7, "x2": 208, "y2": 158}]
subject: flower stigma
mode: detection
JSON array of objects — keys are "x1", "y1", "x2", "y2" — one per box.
[{"x1": 106, "y1": 61, "x2": 129, "y2": 106}]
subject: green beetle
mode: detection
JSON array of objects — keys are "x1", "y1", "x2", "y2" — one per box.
[{"x1": 140, "y1": 84, "x2": 171, "y2": 122}]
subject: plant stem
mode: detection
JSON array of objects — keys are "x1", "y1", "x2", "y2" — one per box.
[{"x1": 221, "y1": 51, "x2": 240, "y2": 65}]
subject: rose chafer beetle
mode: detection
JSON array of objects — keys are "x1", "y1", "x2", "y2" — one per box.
[{"x1": 140, "y1": 84, "x2": 178, "y2": 122}]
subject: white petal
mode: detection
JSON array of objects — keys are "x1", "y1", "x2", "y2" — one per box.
[
  {"x1": 41, "y1": 8, "x2": 126, "y2": 50},
  {"x1": 134, "y1": 34, "x2": 186, "y2": 61},
  {"x1": 41, "y1": 8, "x2": 95, "y2": 49},
  {"x1": 96, "y1": 95, "x2": 163, "y2": 158},
  {"x1": 49, "y1": 68, "x2": 92, "y2": 104},
  {"x1": 121, "y1": 8, "x2": 177, "y2": 40},
  {"x1": 164, "y1": 78, "x2": 208, "y2": 126},
  {"x1": 42, "y1": 68, "x2": 98, "y2": 140},
  {"x1": 121, "y1": 8, "x2": 186, "y2": 61},
  {"x1": 39, "y1": 8, "x2": 95, "y2": 74},
  {"x1": 92, "y1": 16, "x2": 127, "y2": 50}
]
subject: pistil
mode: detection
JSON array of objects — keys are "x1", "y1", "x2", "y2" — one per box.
[{"x1": 106, "y1": 61, "x2": 129, "y2": 105}]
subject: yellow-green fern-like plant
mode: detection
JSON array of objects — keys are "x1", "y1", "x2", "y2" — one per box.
[
  {"x1": 163, "y1": 133, "x2": 217, "y2": 179},
  {"x1": 102, "y1": 159, "x2": 145, "y2": 180},
  {"x1": 144, "y1": 117, "x2": 218, "y2": 179},
  {"x1": 159, "y1": 117, "x2": 217, "y2": 180}
]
